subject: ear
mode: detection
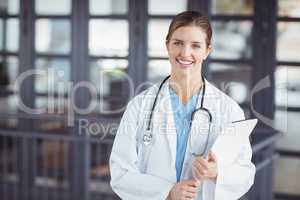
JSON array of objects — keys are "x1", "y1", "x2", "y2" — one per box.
[
  {"x1": 204, "y1": 45, "x2": 212, "y2": 60},
  {"x1": 165, "y1": 40, "x2": 170, "y2": 51}
]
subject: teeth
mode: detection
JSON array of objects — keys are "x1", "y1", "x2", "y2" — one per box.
[{"x1": 177, "y1": 59, "x2": 193, "y2": 65}]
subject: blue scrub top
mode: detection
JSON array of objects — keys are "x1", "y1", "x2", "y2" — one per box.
[{"x1": 169, "y1": 87, "x2": 199, "y2": 182}]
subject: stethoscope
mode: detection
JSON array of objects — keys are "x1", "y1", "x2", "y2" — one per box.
[{"x1": 143, "y1": 75, "x2": 213, "y2": 157}]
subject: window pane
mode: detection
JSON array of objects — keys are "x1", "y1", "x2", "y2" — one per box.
[
  {"x1": 89, "y1": 20, "x2": 128, "y2": 56},
  {"x1": 211, "y1": 21, "x2": 252, "y2": 59},
  {"x1": 6, "y1": 18, "x2": 19, "y2": 52},
  {"x1": 277, "y1": 22, "x2": 300, "y2": 62},
  {"x1": 211, "y1": 0, "x2": 253, "y2": 15},
  {"x1": 275, "y1": 66, "x2": 300, "y2": 108},
  {"x1": 89, "y1": 0, "x2": 127, "y2": 15},
  {"x1": 35, "y1": 58, "x2": 70, "y2": 94},
  {"x1": 274, "y1": 66, "x2": 300, "y2": 174},
  {"x1": 0, "y1": 118, "x2": 18, "y2": 130},
  {"x1": 0, "y1": 56, "x2": 18, "y2": 92},
  {"x1": 89, "y1": 59, "x2": 128, "y2": 114},
  {"x1": 148, "y1": 59, "x2": 170, "y2": 83},
  {"x1": 36, "y1": 19, "x2": 71, "y2": 54},
  {"x1": 149, "y1": 0, "x2": 187, "y2": 15},
  {"x1": 34, "y1": 140, "x2": 70, "y2": 190},
  {"x1": 148, "y1": 19, "x2": 171, "y2": 57},
  {"x1": 274, "y1": 157, "x2": 300, "y2": 195},
  {"x1": 90, "y1": 59, "x2": 128, "y2": 95},
  {"x1": 35, "y1": 0, "x2": 71, "y2": 15},
  {"x1": 278, "y1": 0, "x2": 300, "y2": 18},
  {"x1": 0, "y1": 19, "x2": 3, "y2": 50},
  {"x1": 209, "y1": 63, "x2": 251, "y2": 116},
  {"x1": 35, "y1": 97, "x2": 68, "y2": 116},
  {"x1": 90, "y1": 142, "x2": 111, "y2": 189},
  {"x1": 0, "y1": 94, "x2": 18, "y2": 114},
  {"x1": 274, "y1": 110, "x2": 300, "y2": 150},
  {"x1": 0, "y1": 0, "x2": 19, "y2": 15}
]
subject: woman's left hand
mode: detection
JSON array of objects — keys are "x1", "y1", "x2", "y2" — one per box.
[{"x1": 192, "y1": 151, "x2": 218, "y2": 182}]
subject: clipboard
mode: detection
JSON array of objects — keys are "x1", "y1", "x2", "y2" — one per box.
[{"x1": 211, "y1": 119, "x2": 258, "y2": 167}]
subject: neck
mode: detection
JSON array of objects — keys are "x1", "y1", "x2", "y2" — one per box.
[{"x1": 169, "y1": 74, "x2": 203, "y2": 104}]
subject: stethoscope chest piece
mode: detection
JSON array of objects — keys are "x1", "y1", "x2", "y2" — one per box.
[{"x1": 143, "y1": 130, "x2": 153, "y2": 145}]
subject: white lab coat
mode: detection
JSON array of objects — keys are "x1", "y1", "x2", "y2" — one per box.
[{"x1": 109, "y1": 79, "x2": 255, "y2": 200}]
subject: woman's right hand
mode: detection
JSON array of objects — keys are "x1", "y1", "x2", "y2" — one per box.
[{"x1": 167, "y1": 180, "x2": 200, "y2": 200}]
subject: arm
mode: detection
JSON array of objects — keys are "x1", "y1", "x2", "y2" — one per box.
[{"x1": 109, "y1": 99, "x2": 174, "y2": 200}]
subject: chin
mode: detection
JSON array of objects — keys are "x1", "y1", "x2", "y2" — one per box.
[{"x1": 176, "y1": 67, "x2": 194, "y2": 77}]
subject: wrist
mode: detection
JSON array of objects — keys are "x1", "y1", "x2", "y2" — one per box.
[
  {"x1": 211, "y1": 174, "x2": 218, "y2": 183},
  {"x1": 166, "y1": 192, "x2": 172, "y2": 200},
  {"x1": 166, "y1": 186, "x2": 174, "y2": 200}
]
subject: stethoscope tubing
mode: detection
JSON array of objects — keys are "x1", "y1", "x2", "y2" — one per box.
[{"x1": 144, "y1": 75, "x2": 212, "y2": 157}]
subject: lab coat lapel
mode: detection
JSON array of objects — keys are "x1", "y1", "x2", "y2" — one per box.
[
  {"x1": 157, "y1": 82, "x2": 177, "y2": 167},
  {"x1": 181, "y1": 80, "x2": 219, "y2": 180},
  {"x1": 185, "y1": 79, "x2": 214, "y2": 158},
  {"x1": 203, "y1": 80, "x2": 221, "y2": 152}
]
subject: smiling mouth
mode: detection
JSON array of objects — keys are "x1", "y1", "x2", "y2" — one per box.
[{"x1": 176, "y1": 58, "x2": 194, "y2": 66}]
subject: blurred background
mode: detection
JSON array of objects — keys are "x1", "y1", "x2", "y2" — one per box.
[{"x1": 0, "y1": 0, "x2": 299, "y2": 199}]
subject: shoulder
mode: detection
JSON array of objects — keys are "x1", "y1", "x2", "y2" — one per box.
[{"x1": 124, "y1": 83, "x2": 159, "y2": 113}]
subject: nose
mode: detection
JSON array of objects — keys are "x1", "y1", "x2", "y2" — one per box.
[{"x1": 180, "y1": 45, "x2": 192, "y2": 57}]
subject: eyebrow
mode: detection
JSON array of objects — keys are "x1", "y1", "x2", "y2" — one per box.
[{"x1": 171, "y1": 38, "x2": 204, "y2": 44}]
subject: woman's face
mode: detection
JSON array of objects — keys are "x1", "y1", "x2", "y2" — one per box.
[{"x1": 166, "y1": 25, "x2": 211, "y2": 77}]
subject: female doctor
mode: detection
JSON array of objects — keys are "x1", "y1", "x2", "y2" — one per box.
[{"x1": 109, "y1": 11, "x2": 255, "y2": 200}]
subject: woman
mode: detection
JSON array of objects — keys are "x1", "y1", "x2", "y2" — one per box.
[{"x1": 109, "y1": 11, "x2": 255, "y2": 200}]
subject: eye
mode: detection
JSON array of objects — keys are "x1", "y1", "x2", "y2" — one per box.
[
  {"x1": 192, "y1": 44, "x2": 201, "y2": 49},
  {"x1": 173, "y1": 41, "x2": 181, "y2": 46}
]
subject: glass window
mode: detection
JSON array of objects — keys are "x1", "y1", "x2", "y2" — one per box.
[
  {"x1": 34, "y1": 140, "x2": 69, "y2": 188},
  {"x1": 89, "y1": 0, "x2": 127, "y2": 15},
  {"x1": 0, "y1": 56, "x2": 18, "y2": 92},
  {"x1": 90, "y1": 97, "x2": 127, "y2": 115},
  {"x1": 0, "y1": 94, "x2": 18, "y2": 114},
  {"x1": 35, "y1": 19, "x2": 71, "y2": 54},
  {"x1": 148, "y1": 59, "x2": 170, "y2": 83},
  {"x1": 0, "y1": 0, "x2": 19, "y2": 15},
  {"x1": 274, "y1": 109, "x2": 299, "y2": 148},
  {"x1": 210, "y1": 63, "x2": 251, "y2": 104},
  {"x1": 0, "y1": 118, "x2": 18, "y2": 130},
  {"x1": 148, "y1": 0, "x2": 187, "y2": 15},
  {"x1": 274, "y1": 157, "x2": 300, "y2": 195},
  {"x1": 35, "y1": 0, "x2": 71, "y2": 15},
  {"x1": 275, "y1": 66, "x2": 300, "y2": 108},
  {"x1": 34, "y1": 58, "x2": 70, "y2": 94},
  {"x1": 90, "y1": 142, "x2": 112, "y2": 187},
  {"x1": 89, "y1": 20, "x2": 128, "y2": 57},
  {"x1": 35, "y1": 97, "x2": 68, "y2": 116},
  {"x1": 6, "y1": 18, "x2": 19, "y2": 52},
  {"x1": 148, "y1": 19, "x2": 171, "y2": 57},
  {"x1": 211, "y1": 0, "x2": 253, "y2": 15},
  {"x1": 89, "y1": 59, "x2": 128, "y2": 114},
  {"x1": 0, "y1": 19, "x2": 3, "y2": 50},
  {"x1": 277, "y1": 22, "x2": 300, "y2": 62},
  {"x1": 90, "y1": 59, "x2": 128, "y2": 96},
  {"x1": 278, "y1": 0, "x2": 300, "y2": 18},
  {"x1": 211, "y1": 21, "x2": 252, "y2": 59}
]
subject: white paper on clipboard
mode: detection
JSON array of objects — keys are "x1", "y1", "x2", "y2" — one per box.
[{"x1": 211, "y1": 119, "x2": 258, "y2": 167}]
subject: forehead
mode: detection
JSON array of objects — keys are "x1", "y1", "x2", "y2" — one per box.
[{"x1": 170, "y1": 26, "x2": 207, "y2": 42}]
